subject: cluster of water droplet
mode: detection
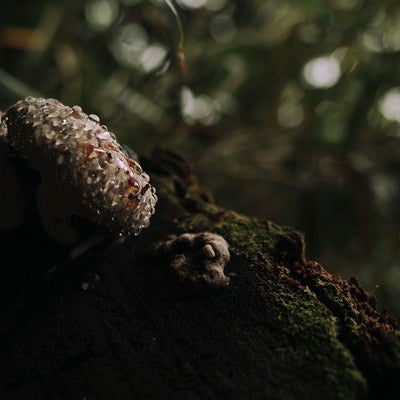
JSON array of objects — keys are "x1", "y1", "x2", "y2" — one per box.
[
  {"x1": 3, "y1": 97, "x2": 157, "y2": 236},
  {"x1": 0, "y1": 110, "x2": 7, "y2": 138}
]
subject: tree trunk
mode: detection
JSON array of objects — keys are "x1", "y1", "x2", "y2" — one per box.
[{"x1": 0, "y1": 147, "x2": 399, "y2": 400}]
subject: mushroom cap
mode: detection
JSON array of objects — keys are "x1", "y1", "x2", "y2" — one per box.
[{"x1": 4, "y1": 97, "x2": 157, "y2": 237}]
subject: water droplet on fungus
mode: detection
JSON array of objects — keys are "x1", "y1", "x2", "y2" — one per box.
[{"x1": 2, "y1": 97, "x2": 157, "y2": 238}]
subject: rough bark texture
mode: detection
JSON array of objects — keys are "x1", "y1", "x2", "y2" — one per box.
[{"x1": 0, "y1": 147, "x2": 399, "y2": 400}]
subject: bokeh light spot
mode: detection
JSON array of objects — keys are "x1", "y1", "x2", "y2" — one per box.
[
  {"x1": 181, "y1": 87, "x2": 220, "y2": 125},
  {"x1": 139, "y1": 44, "x2": 167, "y2": 72},
  {"x1": 177, "y1": 0, "x2": 207, "y2": 9},
  {"x1": 111, "y1": 23, "x2": 169, "y2": 72},
  {"x1": 379, "y1": 88, "x2": 400, "y2": 123},
  {"x1": 277, "y1": 101, "x2": 304, "y2": 128},
  {"x1": 302, "y1": 56, "x2": 341, "y2": 89},
  {"x1": 85, "y1": 0, "x2": 118, "y2": 31}
]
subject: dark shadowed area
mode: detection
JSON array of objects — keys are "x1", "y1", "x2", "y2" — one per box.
[{"x1": 1, "y1": 0, "x2": 400, "y2": 319}]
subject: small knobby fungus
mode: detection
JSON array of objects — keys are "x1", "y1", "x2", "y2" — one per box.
[
  {"x1": 157, "y1": 232, "x2": 231, "y2": 290},
  {"x1": 1, "y1": 97, "x2": 157, "y2": 241}
]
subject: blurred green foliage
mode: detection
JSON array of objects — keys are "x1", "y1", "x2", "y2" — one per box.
[{"x1": 1, "y1": 0, "x2": 400, "y2": 317}]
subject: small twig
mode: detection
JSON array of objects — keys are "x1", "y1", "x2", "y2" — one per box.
[{"x1": 163, "y1": 0, "x2": 186, "y2": 71}]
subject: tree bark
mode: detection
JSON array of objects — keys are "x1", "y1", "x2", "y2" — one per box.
[{"x1": 0, "y1": 147, "x2": 399, "y2": 400}]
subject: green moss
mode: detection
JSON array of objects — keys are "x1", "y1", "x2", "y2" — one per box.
[
  {"x1": 173, "y1": 203, "x2": 367, "y2": 397},
  {"x1": 177, "y1": 203, "x2": 294, "y2": 262}
]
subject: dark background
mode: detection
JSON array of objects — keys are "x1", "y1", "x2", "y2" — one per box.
[{"x1": 1, "y1": 0, "x2": 399, "y2": 318}]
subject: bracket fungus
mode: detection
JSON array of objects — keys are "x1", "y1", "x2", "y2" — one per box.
[
  {"x1": 0, "y1": 97, "x2": 157, "y2": 242},
  {"x1": 157, "y1": 232, "x2": 231, "y2": 290}
]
